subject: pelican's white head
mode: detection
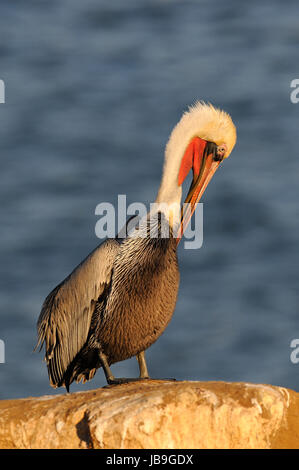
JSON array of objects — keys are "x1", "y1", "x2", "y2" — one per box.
[{"x1": 155, "y1": 101, "x2": 237, "y2": 237}]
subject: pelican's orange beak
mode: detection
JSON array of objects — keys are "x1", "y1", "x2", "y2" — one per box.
[{"x1": 177, "y1": 137, "x2": 223, "y2": 243}]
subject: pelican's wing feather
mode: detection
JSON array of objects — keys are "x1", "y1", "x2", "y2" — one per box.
[{"x1": 36, "y1": 238, "x2": 119, "y2": 387}]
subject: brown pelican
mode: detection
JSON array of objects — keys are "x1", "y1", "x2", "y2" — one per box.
[{"x1": 36, "y1": 102, "x2": 236, "y2": 391}]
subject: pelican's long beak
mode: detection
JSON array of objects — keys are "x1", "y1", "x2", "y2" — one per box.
[{"x1": 177, "y1": 137, "x2": 222, "y2": 243}]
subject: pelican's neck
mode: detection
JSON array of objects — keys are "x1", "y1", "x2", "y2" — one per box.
[
  {"x1": 154, "y1": 143, "x2": 183, "y2": 231},
  {"x1": 155, "y1": 173, "x2": 182, "y2": 206}
]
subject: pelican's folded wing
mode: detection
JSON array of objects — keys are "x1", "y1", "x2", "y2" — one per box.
[{"x1": 36, "y1": 238, "x2": 119, "y2": 387}]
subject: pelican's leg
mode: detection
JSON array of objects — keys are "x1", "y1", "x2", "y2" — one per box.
[
  {"x1": 99, "y1": 350, "x2": 149, "y2": 386},
  {"x1": 137, "y1": 351, "x2": 176, "y2": 382},
  {"x1": 99, "y1": 351, "x2": 115, "y2": 384},
  {"x1": 136, "y1": 350, "x2": 150, "y2": 379},
  {"x1": 99, "y1": 350, "x2": 175, "y2": 386}
]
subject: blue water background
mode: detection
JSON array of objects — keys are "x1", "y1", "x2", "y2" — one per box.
[{"x1": 1, "y1": 0, "x2": 299, "y2": 399}]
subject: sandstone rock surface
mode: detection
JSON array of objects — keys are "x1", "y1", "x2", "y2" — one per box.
[{"x1": 0, "y1": 380, "x2": 298, "y2": 449}]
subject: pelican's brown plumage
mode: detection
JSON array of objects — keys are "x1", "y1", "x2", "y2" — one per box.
[{"x1": 36, "y1": 102, "x2": 236, "y2": 391}]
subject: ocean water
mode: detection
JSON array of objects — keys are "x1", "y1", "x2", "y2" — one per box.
[{"x1": 1, "y1": 0, "x2": 299, "y2": 399}]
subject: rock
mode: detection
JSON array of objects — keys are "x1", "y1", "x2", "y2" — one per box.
[{"x1": 0, "y1": 380, "x2": 298, "y2": 449}]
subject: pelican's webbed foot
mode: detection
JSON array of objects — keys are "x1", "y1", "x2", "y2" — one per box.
[
  {"x1": 106, "y1": 376, "x2": 150, "y2": 386},
  {"x1": 105, "y1": 377, "x2": 176, "y2": 387}
]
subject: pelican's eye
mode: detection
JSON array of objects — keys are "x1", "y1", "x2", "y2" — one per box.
[{"x1": 214, "y1": 144, "x2": 227, "y2": 162}]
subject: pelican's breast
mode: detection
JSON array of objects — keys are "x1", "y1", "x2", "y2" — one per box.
[{"x1": 98, "y1": 233, "x2": 180, "y2": 363}]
